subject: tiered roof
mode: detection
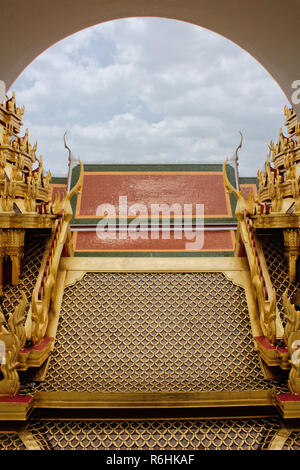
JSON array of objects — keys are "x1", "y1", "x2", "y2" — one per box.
[
  {"x1": 257, "y1": 106, "x2": 300, "y2": 214},
  {"x1": 0, "y1": 93, "x2": 52, "y2": 221}
]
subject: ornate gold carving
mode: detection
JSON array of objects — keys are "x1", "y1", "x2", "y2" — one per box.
[
  {"x1": 283, "y1": 289, "x2": 300, "y2": 346},
  {"x1": 30, "y1": 162, "x2": 83, "y2": 344},
  {"x1": 17, "y1": 337, "x2": 54, "y2": 371},
  {"x1": 30, "y1": 228, "x2": 63, "y2": 344},
  {"x1": 52, "y1": 159, "x2": 83, "y2": 222},
  {"x1": 0, "y1": 93, "x2": 52, "y2": 219},
  {"x1": 282, "y1": 289, "x2": 300, "y2": 395},
  {"x1": 223, "y1": 158, "x2": 255, "y2": 220},
  {"x1": 283, "y1": 229, "x2": 300, "y2": 282},
  {"x1": 0, "y1": 229, "x2": 25, "y2": 288},
  {"x1": 0, "y1": 292, "x2": 27, "y2": 396},
  {"x1": 8, "y1": 292, "x2": 27, "y2": 350},
  {"x1": 287, "y1": 331, "x2": 300, "y2": 395},
  {"x1": 254, "y1": 337, "x2": 290, "y2": 369},
  {"x1": 257, "y1": 107, "x2": 300, "y2": 217},
  {"x1": 224, "y1": 160, "x2": 277, "y2": 344}
]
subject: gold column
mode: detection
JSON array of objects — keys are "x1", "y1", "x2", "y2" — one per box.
[
  {"x1": 6, "y1": 230, "x2": 25, "y2": 285},
  {"x1": 11, "y1": 255, "x2": 20, "y2": 285},
  {"x1": 283, "y1": 229, "x2": 300, "y2": 283},
  {"x1": 0, "y1": 257, "x2": 3, "y2": 295},
  {"x1": 0, "y1": 230, "x2": 6, "y2": 293}
]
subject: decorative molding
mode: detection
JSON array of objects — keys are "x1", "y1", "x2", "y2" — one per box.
[
  {"x1": 254, "y1": 336, "x2": 289, "y2": 370},
  {"x1": 275, "y1": 393, "x2": 300, "y2": 419},
  {"x1": 283, "y1": 289, "x2": 300, "y2": 346},
  {"x1": 0, "y1": 396, "x2": 33, "y2": 421},
  {"x1": 223, "y1": 270, "x2": 247, "y2": 289},
  {"x1": 253, "y1": 214, "x2": 300, "y2": 229},
  {"x1": 17, "y1": 337, "x2": 54, "y2": 371},
  {"x1": 64, "y1": 270, "x2": 85, "y2": 288},
  {"x1": 60, "y1": 256, "x2": 249, "y2": 273},
  {"x1": 33, "y1": 390, "x2": 273, "y2": 410},
  {"x1": 287, "y1": 331, "x2": 300, "y2": 395}
]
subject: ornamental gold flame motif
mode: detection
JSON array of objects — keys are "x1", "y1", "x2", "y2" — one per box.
[
  {"x1": 0, "y1": 93, "x2": 82, "y2": 397},
  {"x1": 224, "y1": 107, "x2": 300, "y2": 397}
]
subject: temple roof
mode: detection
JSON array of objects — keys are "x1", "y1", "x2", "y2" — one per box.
[{"x1": 48, "y1": 163, "x2": 254, "y2": 256}]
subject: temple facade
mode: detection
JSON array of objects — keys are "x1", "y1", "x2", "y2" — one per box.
[{"x1": 1, "y1": 94, "x2": 300, "y2": 450}]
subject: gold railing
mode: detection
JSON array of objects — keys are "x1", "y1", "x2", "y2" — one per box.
[
  {"x1": 240, "y1": 210, "x2": 278, "y2": 344},
  {"x1": 223, "y1": 159, "x2": 278, "y2": 345},
  {"x1": 29, "y1": 160, "x2": 83, "y2": 345},
  {"x1": 0, "y1": 292, "x2": 27, "y2": 396},
  {"x1": 282, "y1": 290, "x2": 300, "y2": 394},
  {"x1": 30, "y1": 210, "x2": 69, "y2": 345}
]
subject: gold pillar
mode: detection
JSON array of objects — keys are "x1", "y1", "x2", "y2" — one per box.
[
  {"x1": 1, "y1": 229, "x2": 25, "y2": 286},
  {"x1": 0, "y1": 230, "x2": 6, "y2": 293},
  {"x1": 283, "y1": 229, "x2": 300, "y2": 283},
  {"x1": 0, "y1": 256, "x2": 3, "y2": 295},
  {"x1": 11, "y1": 255, "x2": 21, "y2": 285}
]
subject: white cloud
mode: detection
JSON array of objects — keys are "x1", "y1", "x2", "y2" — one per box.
[{"x1": 11, "y1": 17, "x2": 289, "y2": 176}]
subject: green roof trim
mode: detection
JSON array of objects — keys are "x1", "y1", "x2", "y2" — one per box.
[
  {"x1": 76, "y1": 163, "x2": 229, "y2": 172},
  {"x1": 240, "y1": 176, "x2": 259, "y2": 189},
  {"x1": 51, "y1": 177, "x2": 67, "y2": 184},
  {"x1": 69, "y1": 162, "x2": 239, "y2": 225}
]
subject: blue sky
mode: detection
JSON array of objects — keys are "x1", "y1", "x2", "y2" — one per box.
[{"x1": 10, "y1": 17, "x2": 288, "y2": 177}]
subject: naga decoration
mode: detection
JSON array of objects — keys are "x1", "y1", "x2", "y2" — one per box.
[
  {"x1": 288, "y1": 333, "x2": 300, "y2": 395},
  {"x1": 283, "y1": 290, "x2": 300, "y2": 394},
  {"x1": 0, "y1": 292, "x2": 27, "y2": 396},
  {"x1": 52, "y1": 158, "x2": 83, "y2": 222},
  {"x1": 257, "y1": 109, "x2": 300, "y2": 216},
  {"x1": 31, "y1": 155, "x2": 83, "y2": 345},
  {"x1": 0, "y1": 94, "x2": 83, "y2": 393},
  {"x1": 0, "y1": 94, "x2": 52, "y2": 217},
  {"x1": 223, "y1": 157, "x2": 277, "y2": 344},
  {"x1": 223, "y1": 157, "x2": 255, "y2": 221}
]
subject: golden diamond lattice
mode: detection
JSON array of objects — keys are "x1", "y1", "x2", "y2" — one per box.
[
  {"x1": 261, "y1": 231, "x2": 299, "y2": 326},
  {"x1": 282, "y1": 430, "x2": 300, "y2": 450},
  {"x1": 1, "y1": 233, "x2": 46, "y2": 319},
  {"x1": 0, "y1": 434, "x2": 26, "y2": 450},
  {"x1": 24, "y1": 418, "x2": 281, "y2": 450},
  {"x1": 36, "y1": 271, "x2": 288, "y2": 393}
]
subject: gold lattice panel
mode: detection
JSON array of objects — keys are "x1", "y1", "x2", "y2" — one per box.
[
  {"x1": 0, "y1": 433, "x2": 26, "y2": 450},
  {"x1": 261, "y1": 231, "x2": 299, "y2": 325},
  {"x1": 36, "y1": 271, "x2": 288, "y2": 394},
  {"x1": 1, "y1": 232, "x2": 46, "y2": 319},
  {"x1": 24, "y1": 418, "x2": 281, "y2": 450}
]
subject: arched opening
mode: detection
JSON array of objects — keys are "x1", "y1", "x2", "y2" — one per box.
[
  {"x1": 10, "y1": 17, "x2": 289, "y2": 178},
  {"x1": 1, "y1": 1, "x2": 299, "y2": 120}
]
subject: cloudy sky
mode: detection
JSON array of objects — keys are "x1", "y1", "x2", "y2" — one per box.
[{"x1": 10, "y1": 17, "x2": 288, "y2": 177}]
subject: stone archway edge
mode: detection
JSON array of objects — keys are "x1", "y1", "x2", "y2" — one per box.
[{"x1": 0, "y1": 0, "x2": 299, "y2": 117}]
